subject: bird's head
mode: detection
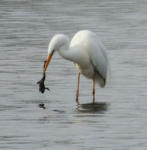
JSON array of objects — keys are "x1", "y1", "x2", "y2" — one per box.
[{"x1": 43, "y1": 34, "x2": 69, "y2": 73}]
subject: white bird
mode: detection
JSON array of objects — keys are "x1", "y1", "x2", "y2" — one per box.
[{"x1": 43, "y1": 30, "x2": 109, "y2": 104}]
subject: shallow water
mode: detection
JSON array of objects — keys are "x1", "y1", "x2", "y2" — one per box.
[{"x1": 1, "y1": 0, "x2": 147, "y2": 149}]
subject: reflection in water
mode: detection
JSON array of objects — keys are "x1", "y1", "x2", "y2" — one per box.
[
  {"x1": 38, "y1": 103, "x2": 46, "y2": 109},
  {"x1": 76, "y1": 102, "x2": 109, "y2": 113},
  {"x1": 52, "y1": 109, "x2": 65, "y2": 113}
]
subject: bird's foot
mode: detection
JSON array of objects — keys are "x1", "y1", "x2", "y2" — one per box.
[{"x1": 76, "y1": 98, "x2": 80, "y2": 105}]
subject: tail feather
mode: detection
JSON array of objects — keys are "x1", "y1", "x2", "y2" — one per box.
[{"x1": 95, "y1": 74, "x2": 106, "y2": 88}]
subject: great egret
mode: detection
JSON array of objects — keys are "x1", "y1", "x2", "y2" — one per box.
[{"x1": 43, "y1": 30, "x2": 109, "y2": 104}]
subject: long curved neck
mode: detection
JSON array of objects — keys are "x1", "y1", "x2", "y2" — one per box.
[{"x1": 58, "y1": 43, "x2": 73, "y2": 62}]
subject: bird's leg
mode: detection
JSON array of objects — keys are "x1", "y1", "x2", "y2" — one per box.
[
  {"x1": 92, "y1": 77, "x2": 95, "y2": 104},
  {"x1": 76, "y1": 72, "x2": 80, "y2": 104}
]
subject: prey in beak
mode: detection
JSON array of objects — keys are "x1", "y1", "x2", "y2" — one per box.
[
  {"x1": 37, "y1": 61, "x2": 50, "y2": 93},
  {"x1": 37, "y1": 51, "x2": 54, "y2": 93}
]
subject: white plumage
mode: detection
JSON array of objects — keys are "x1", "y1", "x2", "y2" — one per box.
[{"x1": 44, "y1": 30, "x2": 109, "y2": 103}]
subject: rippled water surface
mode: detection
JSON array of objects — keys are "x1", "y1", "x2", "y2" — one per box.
[{"x1": 1, "y1": 0, "x2": 147, "y2": 149}]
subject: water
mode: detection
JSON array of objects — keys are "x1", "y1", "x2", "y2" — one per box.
[{"x1": 0, "y1": 0, "x2": 147, "y2": 149}]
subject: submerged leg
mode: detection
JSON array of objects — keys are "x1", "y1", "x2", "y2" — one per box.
[
  {"x1": 92, "y1": 78, "x2": 95, "y2": 104},
  {"x1": 76, "y1": 72, "x2": 80, "y2": 104}
]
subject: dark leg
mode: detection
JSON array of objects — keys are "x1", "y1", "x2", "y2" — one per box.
[
  {"x1": 92, "y1": 78, "x2": 95, "y2": 104},
  {"x1": 76, "y1": 72, "x2": 80, "y2": 104}
]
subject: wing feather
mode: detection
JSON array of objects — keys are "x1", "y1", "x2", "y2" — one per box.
[{"x1": 84, "y1": 31, "x2": 108, "y2": 86}]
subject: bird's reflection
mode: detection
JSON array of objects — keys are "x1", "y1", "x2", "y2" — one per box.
[{"x1": 76, "y1": 102, "x2": 109, "y2": 114}]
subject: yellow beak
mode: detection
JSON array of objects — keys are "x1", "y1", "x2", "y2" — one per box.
[{"x1": 43, "y1": 51, "x2": 54, "y2": 73}]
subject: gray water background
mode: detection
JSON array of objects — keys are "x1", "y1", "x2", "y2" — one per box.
[{"x1": 0, "y1": 0, "x2": 147, "y2": 149}]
